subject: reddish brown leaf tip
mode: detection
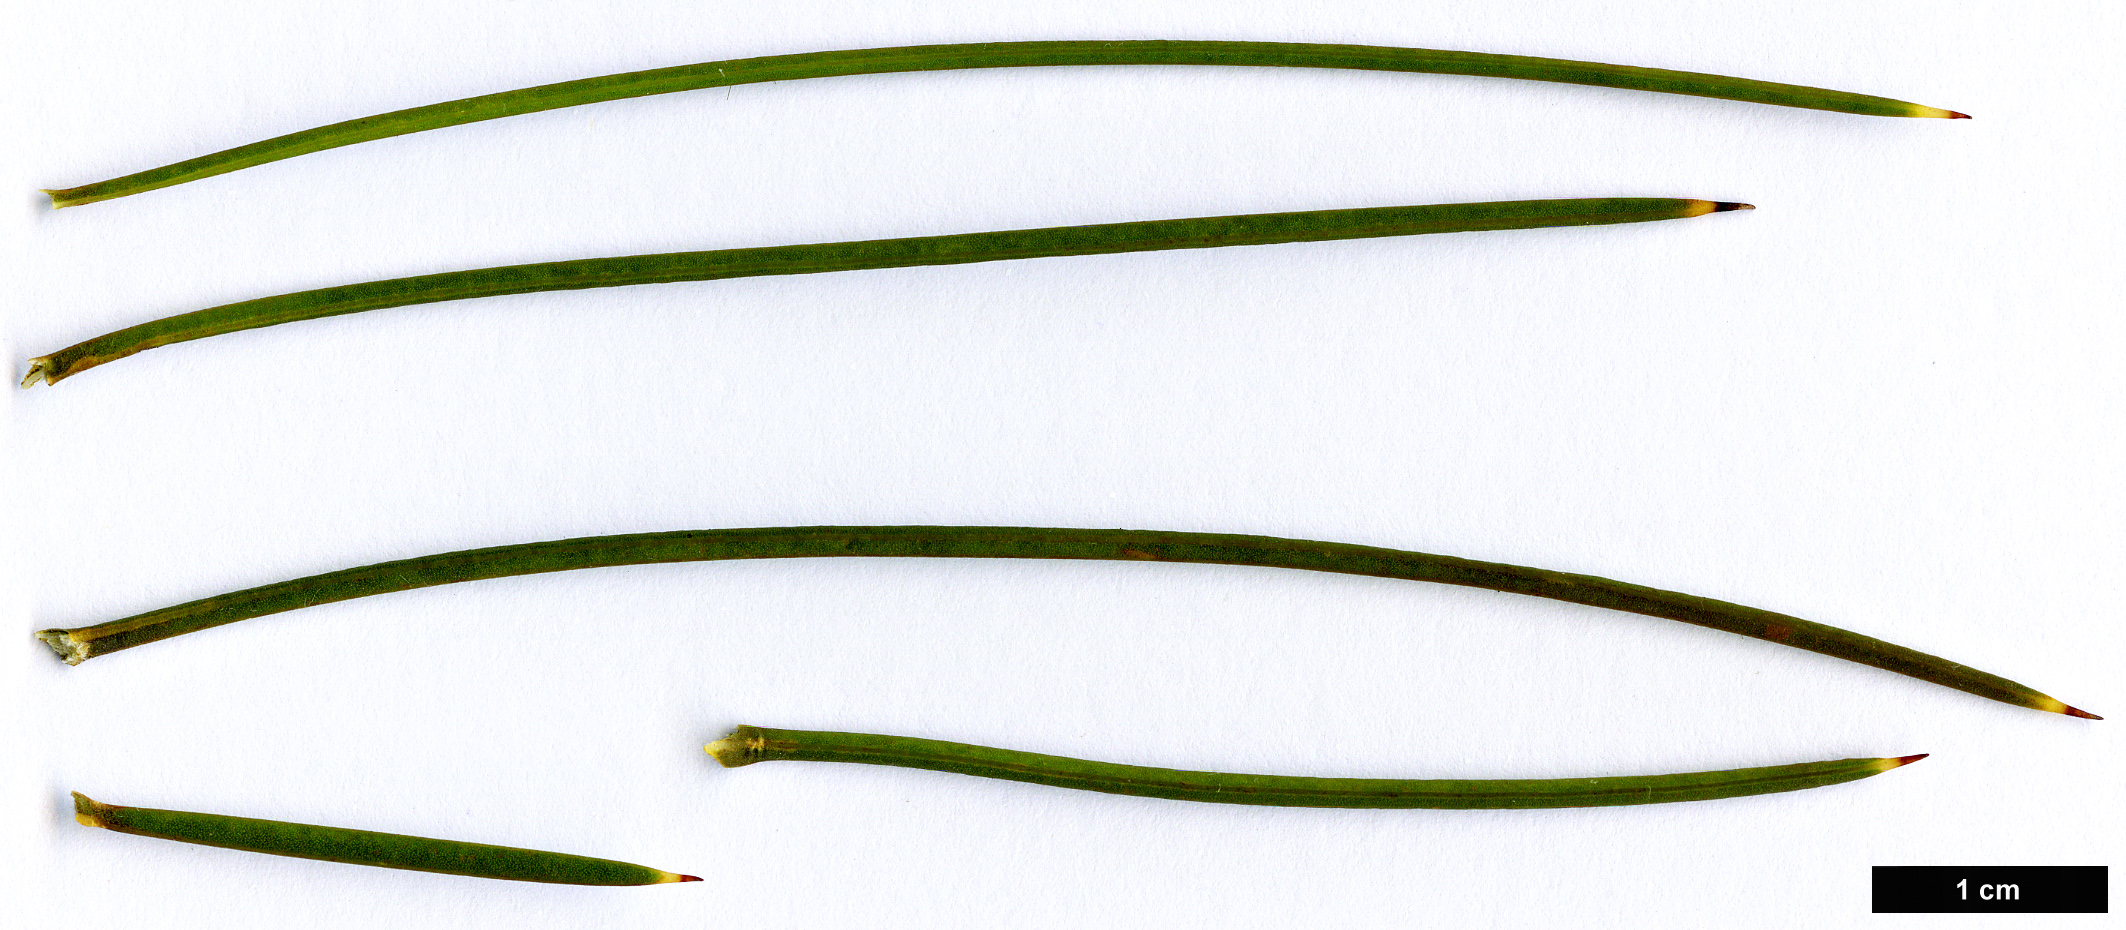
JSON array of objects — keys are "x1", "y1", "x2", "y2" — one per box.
[
  {"x1": 1891, "y1": 753, "x2": 1930, "y2": 767},
  {"x1": 1948, "y1": 111, "x2": 1972, "y2": 119},
  {"x1": 1713, "y1": 202, "x2": 1754, "y2": 212},
  {"x1": 2063, "y1": 706, "x2": 2102, "y2": 720},
  {"x1": 678, "y1": 875, "x2": 704, "y2": 882}
]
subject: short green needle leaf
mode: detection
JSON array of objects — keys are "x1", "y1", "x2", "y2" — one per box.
[
  {"x1": 706, "y1": 726, "x2": 1928, "y2": 808},
  {"x1": 71, "y1": 792, "x2": 699, "y2": 885}
]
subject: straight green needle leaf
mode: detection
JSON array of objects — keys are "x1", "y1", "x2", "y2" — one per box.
[
  {"x1": 41, "y1": 40, "x2": 1966, "y2": 208},
  {"x1": 35, "y1": 525, "x2": 2093, "y2": 718},
  {"x1": 707, "y1": 726, "x2": 1927, "y2": 808},
  {"x1": 71, "y1": 792, "x2": 699, "y2": 885},
  {"x1": 19, "y1": 197, "x2": 1744, "y2": 387}
]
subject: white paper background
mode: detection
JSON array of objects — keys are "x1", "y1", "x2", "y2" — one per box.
[{"x1": 3, "y1": 1, "x2": 2117, "y2": 927}]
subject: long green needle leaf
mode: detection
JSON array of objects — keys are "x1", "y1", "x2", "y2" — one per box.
[
  {"x1": 35, "y1": 525, "x2": 2092, "y2": 717},
  {"x1": 20, "y1": 197, "x2": 1743, "y2": 387},
  {"x1": 72, "y1": 792, "x2": 698, "y2": 885},
  {"x1": 41, "y1": 40, "x2": 1966, "y2": 208},
  {"x1": 706, "y1": 726, "x2": 1928, "y2": 808}
]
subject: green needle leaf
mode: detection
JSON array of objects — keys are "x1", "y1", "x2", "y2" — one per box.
[
  {"x1": 707, "y1": 726, "x2": 1929, "y2": 808},
  {"x1": 19, "y1": 197, "x2": 1744, "y2": 387},
  {"x1": 41, "y1": 41, "x2": 1965, "y2": 208},
  {"x1": 72, "y1": 792, "x2": 699, "y2": 885},
  {"x1": 35, "y1": 525, "x2": 2091, "y2": 717}
]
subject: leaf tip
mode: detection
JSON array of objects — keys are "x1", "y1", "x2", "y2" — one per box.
[
  {"x1": 1947, "y1": 111, "x2": 1972, "y2": 119},
  {"x1": 2038, "y1": 695, "x2": 2101, "y2": 719},
  {"x1": 1886, "y1": 753, "x2": 1929, "y2": 769},
  {"x1": 1712, "y1": 201, "x2": 1755, "y2": 212}
]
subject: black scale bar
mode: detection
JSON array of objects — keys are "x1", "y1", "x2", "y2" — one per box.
[{"x1": 1873, "y1": 866, "x2": 2106, "y2": 913}]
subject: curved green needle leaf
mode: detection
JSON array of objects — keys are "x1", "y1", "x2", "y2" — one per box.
[
  {"x1": 706, "y1": 726, "x2": 1927, "y2": 808},
  {"x1": 72, "y1": 792, "x2": 698, "y2": 885},
  {"x1": 35, "y1": 525, "x2": 2093, "y2": 718},
  {"x1": 20, "y1": 197, "x2": 1743, "y2": 387},
  {"x1": 42, "y1": 40, "x2": 1966, "y2": 208}
]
